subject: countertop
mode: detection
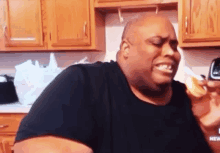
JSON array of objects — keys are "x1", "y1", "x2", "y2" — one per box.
[{"x1": 0, "y1": 102, "x2": 31, "y2": 113}]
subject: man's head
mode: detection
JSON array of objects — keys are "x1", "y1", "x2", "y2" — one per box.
[{"x1": 117, "y1": 14, "x2": 181, "y2": 91}]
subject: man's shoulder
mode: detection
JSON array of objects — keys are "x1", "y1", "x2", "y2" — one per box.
[
  {"x1": 65, "y1": 61, "x2": 117, "y2": 77},
  {"x1": 67, "y1": 61, "x2": 115, "y2": 70},
  {"x1": 173, "y1": 80, "x2": 187, "y2": 90},
  {"x1": 172, "y1": 80, "x2": 188, "y2": 99}
]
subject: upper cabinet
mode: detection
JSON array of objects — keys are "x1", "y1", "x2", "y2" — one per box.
[
  {"x1": 97, "y1": 0, "x2": 145, "y2": 2},
  {"x1": 95, "y1": 0, "x2": 177, "y2": 9},
  {"x1": 0, "y1": 0, "x2": 45, "y2": 51},
  {"x1": 47, "y1": 0, "x2": 91, "y2": 47},
  {"x1": 5, "y1": 0, "x2": 43, "y2": 47},
  {"x1": 0, "y1": 0, "x2": 105, "y2": 52},
  {"x1": 178, "y1": 0, "x2": 220, "y2": 47}
]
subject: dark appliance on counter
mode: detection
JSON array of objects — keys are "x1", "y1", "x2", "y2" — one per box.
[
  {"x1": 0, "y1": 75, "x2": 18, "y2": 104},
  {"x1": 208, "y1": 57, "x2": 220, "y2": 81}
]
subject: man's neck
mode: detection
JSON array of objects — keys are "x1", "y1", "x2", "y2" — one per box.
[{"x1": 129, "y1": 84, "x2": 173, "y2": 106}]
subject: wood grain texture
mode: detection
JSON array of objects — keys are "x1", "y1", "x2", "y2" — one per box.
[
  {"x1": 5, "y1": 0, "x2": 43, "y2": 47},
  {"x1": 0, "y1": 136, "x2": 14, "y2": 153},
  {"x1": 191, "y1": 0, "x2": 218, "y2": 35},
  {"x1": 95, "y1": 0, "x2": 177, "y2": 9},
  {"x1": 0, "y1": 0, "x2": 105, "y2": 52},
  {"x1": 0, "y1": 113, "x2": 26, "y2": 133},
  {"x1": 178, "y1": 0, "x2": 220, "y2": 47},
  {"x1": 46, "y1": 0, "x2": 105, "y2": 51},
  {"x1": 0, "y1": 113, "x2": 27, "y2": 153},
  {"x1": 50, "y1": 0, "x2": 91, "y2": 46},
  {"x1": 0, "y1": 0, "x2": 47, "y2": 51}
]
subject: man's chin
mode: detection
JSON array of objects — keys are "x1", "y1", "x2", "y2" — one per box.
[
  {"x1": 154, "y1": 78, "x2": 173, "y2": 86},
  {"x1": 152, "y1": 70, "x2": 176, "y2": 85}
]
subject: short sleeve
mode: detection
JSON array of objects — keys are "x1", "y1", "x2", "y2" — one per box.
[{"x1": 14, "y1": 65, "x2": 97, "y2": 150}]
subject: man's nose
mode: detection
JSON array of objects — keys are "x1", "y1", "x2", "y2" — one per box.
[{"x1": 161, "y1": 43, "x2": 175, "y2": 56}]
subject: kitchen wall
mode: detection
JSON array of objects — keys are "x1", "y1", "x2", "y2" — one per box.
[{"x1": 0, "y1": 9, "x2": 219, "y2": 84}]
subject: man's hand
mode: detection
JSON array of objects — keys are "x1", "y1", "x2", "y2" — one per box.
[
  {"x1": 186, "y1": 79, "x2": 220, "y2": 153},
  {"x1": 186, "y1": 79, "x2": 220, "y2": 129}
]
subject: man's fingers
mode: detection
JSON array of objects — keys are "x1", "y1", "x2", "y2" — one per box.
[
  {"x1": 198, "y1": 80, "x2": 220, "y2": 90},
  {"x1": 186, "y1": 89, "x2": 204, "y2": 101},
  {"x1": 198, "y1": 80, "x2": 208, "y2": 86},
  {"x1": 205, "y1": 81, "x2": 220, "y2": 103},
  {"x1": 210, "y1": 91, "x2": 220, "y2": 98},
  {"x1": 207, "y1": 81, "x2": 220, "y2": 88}
]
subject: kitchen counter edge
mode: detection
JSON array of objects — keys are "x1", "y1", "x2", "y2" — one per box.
[{"x1": 0, "y1": 105, "x2": 31, "y2": 113}]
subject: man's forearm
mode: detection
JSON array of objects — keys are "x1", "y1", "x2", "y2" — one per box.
[{"x1": 199, "y1": 122, "x2": 220, "y2": 153}]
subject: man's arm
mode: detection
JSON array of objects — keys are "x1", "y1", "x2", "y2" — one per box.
[
  {"x1": 186, "y1": 80, "x2": 220, "y2": 152},
  {"x1": 14, "y1": 136, "x2": 93, "y2": 153},
  {"x1": 198, "y1": 122, "x2": 220, "y2": 153},
  {"x1": 14, "y1": 66, "x2": 97, "y2": 153}
]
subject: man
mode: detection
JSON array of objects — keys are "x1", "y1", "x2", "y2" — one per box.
[{"x1": 14, "y1": 14, "x2": 220, "y2": 153}]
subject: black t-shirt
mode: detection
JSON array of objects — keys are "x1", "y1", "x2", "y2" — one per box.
[{"x1": 15, "y1": 61, "x2": 212, "y2": 153}]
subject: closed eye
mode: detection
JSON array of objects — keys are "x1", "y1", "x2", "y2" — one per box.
[
  {"x1": 170, "y1": 40, "x2": 178, "y2": 51},
  {"x1": 148, "y1": 37, "x2": 165, "y2": 47}
]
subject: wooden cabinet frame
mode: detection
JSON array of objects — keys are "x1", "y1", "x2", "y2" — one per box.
[{"x1": 95, "y1": 0, "x2": 177, "y2": 9}]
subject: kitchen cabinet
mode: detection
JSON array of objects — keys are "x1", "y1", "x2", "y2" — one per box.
[
  {"x1": 0, "y1": 136, "x2": 14, "y2": 153},
  {"x1": 45, "y1": 0, "x2": 105, "y2": 51},
  {"x1": 0, "y1": 0, "x2": 46, "y2": 51},
  {"x1": 0, "y1": 113, "x2": 27, "y2": 153},
  {"x1": 4, "y1": 0, "x2": 43, "y2": 47},
  {"x1": 178, "y1": 0, "x2": 220, "y2": 47},
  {"x1": 95, "y1": 0, "x2": 177, "y2": 9},
  {"x1": 97, "y1": 0, "x2": 145, "y2": 2},
  {"x1": 0, "y1": 0, "x2": 105, "y2": 52},
  {"x1": 47, "y1": 0, "x2": 90, "y2": 47}
]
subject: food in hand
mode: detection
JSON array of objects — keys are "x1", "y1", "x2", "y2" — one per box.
[{"x1": 185, "y1": 76, "x2": 207, "y2": 98}]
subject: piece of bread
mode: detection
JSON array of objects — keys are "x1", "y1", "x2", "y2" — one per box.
[{"x1": 185, "y1": 76, "x2": 207, "y2": 97}]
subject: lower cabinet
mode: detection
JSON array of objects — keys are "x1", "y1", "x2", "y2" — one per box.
[
  {"x1": 0, "y1": 113, "x2": 27, "y2": 153},
  {"x1": 0, "y1": 135, "x2": 15, "y2": 153}
]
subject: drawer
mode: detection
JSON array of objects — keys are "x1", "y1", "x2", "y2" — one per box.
[{"x1": 0, "y1": 114, "x2": 26, "y2": 133}]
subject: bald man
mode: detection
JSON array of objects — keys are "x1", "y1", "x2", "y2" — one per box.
[{"x1": 14, "y1": 15, "x2": 220, "y2": 153}]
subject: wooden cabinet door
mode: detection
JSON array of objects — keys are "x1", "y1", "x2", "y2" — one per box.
[
  {"x1": 0, "y1": 136, "x2": 14, "y2": 153},
  {"x1": 4, "y1": 0, "x2": 43, "y2": 47},
  {"x1": 95, "y1": 0, "x2": 176, "y2": 9},
  {"x1": 179, "y1": 0, "x2": 220, "y2": 47},
  {"x1": 97, "y1": 0, "x2": 175, "y2": 3},
  {"x1": 97, "y1": 0, "x2": 144, "y2": 2},
  {"x1": 48, "y1": 0, "x2": 90, "y2": 47}
]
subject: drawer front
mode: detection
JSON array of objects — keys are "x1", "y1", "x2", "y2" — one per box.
[{"x1": 0, "y1": 114, "x2": 26, "y2": 133}]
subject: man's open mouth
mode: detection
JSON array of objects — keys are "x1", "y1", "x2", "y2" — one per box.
[{"x1": 155, "y1": 64, "x2": 173, "y2": 73}]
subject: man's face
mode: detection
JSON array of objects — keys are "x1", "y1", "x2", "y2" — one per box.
[{"x1": 127, "y1": 18, "x2": 181, "y2": 90}]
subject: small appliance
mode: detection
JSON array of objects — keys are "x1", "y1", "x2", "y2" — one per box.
[{"x1": 208, "y1": 57, "x2": 220, "y2": 81}]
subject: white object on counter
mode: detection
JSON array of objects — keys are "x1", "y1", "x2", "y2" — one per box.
[
  {"x1": 0, "y1": 76, "x2": 7, "y2": 82},
  {"x1": 14, "y1": 53, "x2": 63, "y2": 106}
]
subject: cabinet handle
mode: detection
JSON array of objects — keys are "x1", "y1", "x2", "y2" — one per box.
[
  {"x1": 83, "y1": 22, "x2": 87, "y2": 37},
  {"x1": 0, "y1": 124, "x2": 9, "y2": 128},
  {"x1": 185, "y1": 16, "x2": 188, "y2": 35}
]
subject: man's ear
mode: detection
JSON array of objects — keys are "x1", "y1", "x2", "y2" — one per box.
[{"x1": 120, "y1": 40, "x2": 130, "y2": 58}]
